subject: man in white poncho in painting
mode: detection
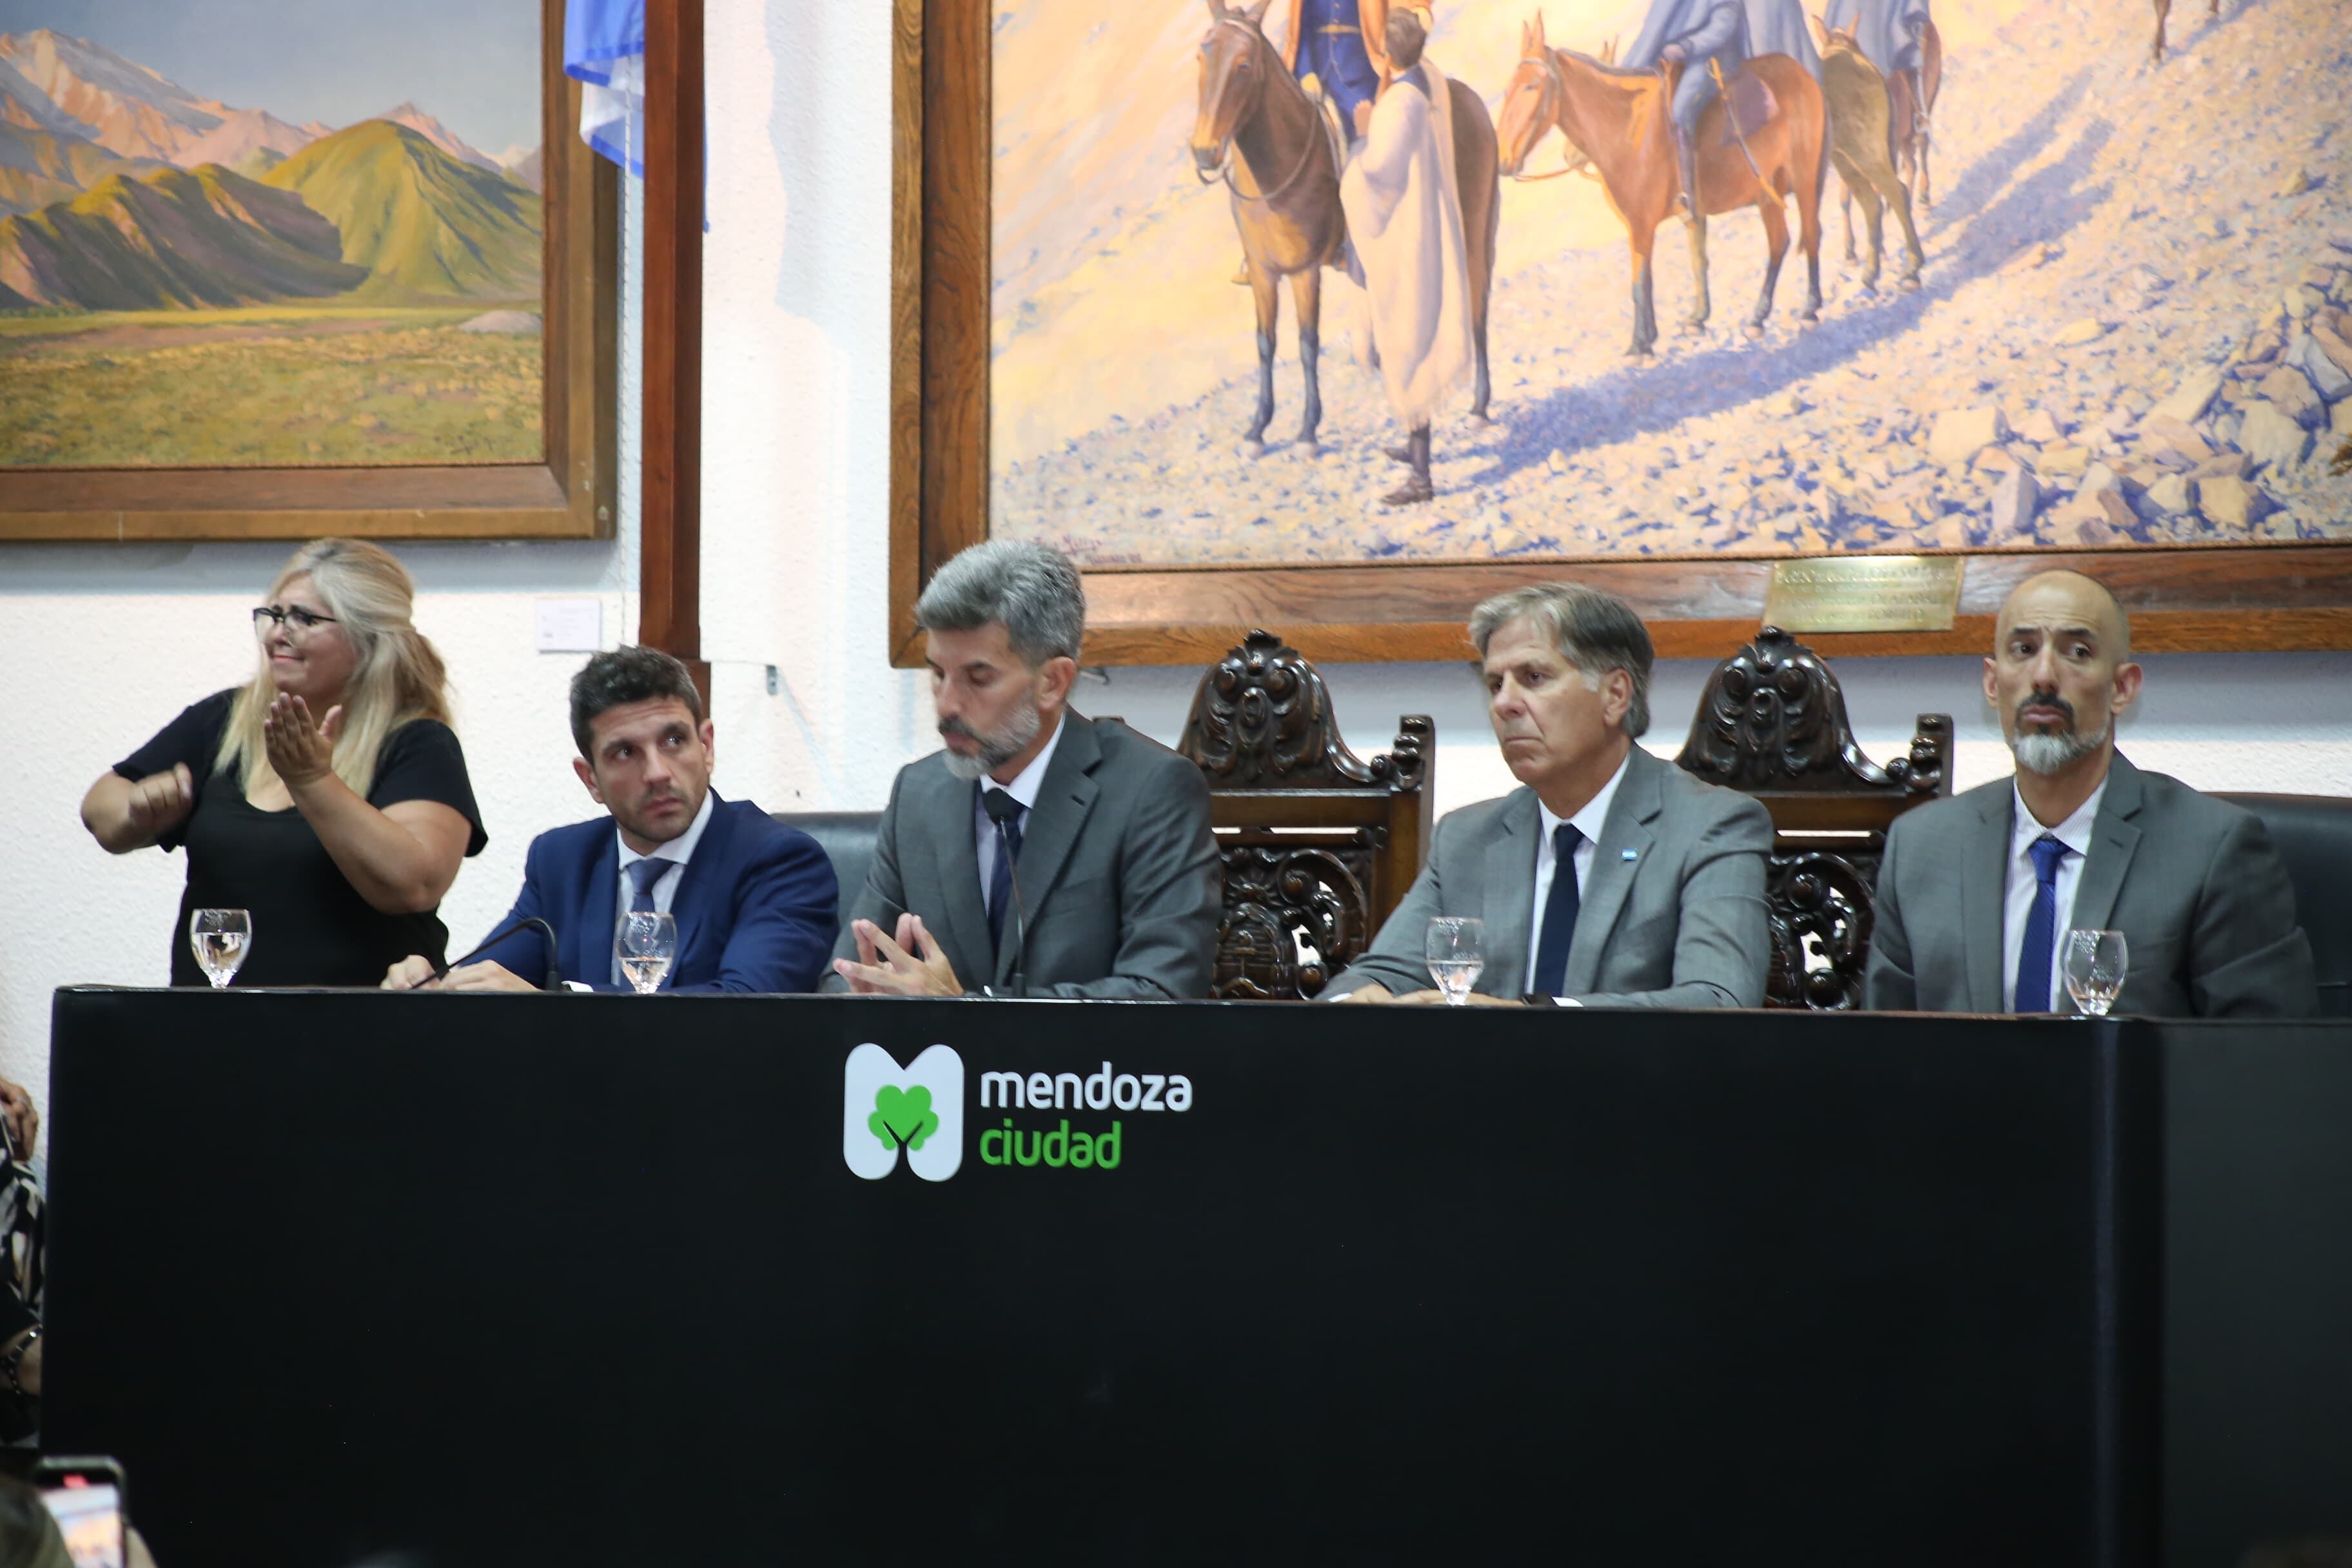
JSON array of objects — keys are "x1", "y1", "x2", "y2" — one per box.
[{"x1": 1339, "y1": 7, "x2": 1472, "y2": 506}]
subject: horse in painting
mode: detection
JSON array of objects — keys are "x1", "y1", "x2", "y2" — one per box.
[{"x1": 1497, "y1": 10, "x2": 1828, "y2": 357}]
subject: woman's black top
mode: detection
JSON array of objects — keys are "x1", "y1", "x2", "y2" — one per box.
[{"x1": 115, "y1": 690, "x2": 488, "y2": 988}]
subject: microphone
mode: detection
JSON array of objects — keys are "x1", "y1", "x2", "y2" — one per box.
[
  {"x1": 982, "y1": 789, "x2": 1030, "y2": 998},
  {"x1": 438, "y1": 917, "x2": 562, "y2": 990}
]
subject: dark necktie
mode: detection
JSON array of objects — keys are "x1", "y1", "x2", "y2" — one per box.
[
  {"x1": 614, "y1": 858, "x2": 674, "y2": 983},
  {"x1": 985, "y1": 789, "x2": 1024, "y2": 958},
  {"x1": 2012, "y1": 834, "x2": 2070, "y2": 1014},
  {"x1": 626, "y1": 857, "x2": 672, "y2": 913},
  {"x1": 1531, "y1": 823, "x2": 1584, "y2": 998}
]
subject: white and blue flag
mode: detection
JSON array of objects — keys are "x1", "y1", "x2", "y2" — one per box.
[{"x1": 565, "y1": 0, "x2": 646, "y2": 175}]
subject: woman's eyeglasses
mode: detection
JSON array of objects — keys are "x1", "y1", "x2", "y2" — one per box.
[{"x1": 252, "y1": 605, "x2": 340, "y2": 637}]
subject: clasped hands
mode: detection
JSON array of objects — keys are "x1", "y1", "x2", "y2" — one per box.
[
  {"x1": 1333, "y1": 982, "x2": 1527, "y2": 1007},
  {"x1": 833, "y1": 914, "x2": 965, "y2": 997},
  {"x1": 380, "y1": 954, "x2": 539, "y2": 992}
]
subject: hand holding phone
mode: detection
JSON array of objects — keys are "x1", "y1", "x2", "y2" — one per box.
[{"x1": 34, "y1": 1456, "x2": 127, "y2": 1568}]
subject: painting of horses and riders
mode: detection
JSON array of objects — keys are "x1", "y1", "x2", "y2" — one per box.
[
  {"x1": 991, "y1": 0, "x2": 2352, "y2": 567},
  {"x1": 0, "y1": 0, "x2": 544, "y2": 469}
]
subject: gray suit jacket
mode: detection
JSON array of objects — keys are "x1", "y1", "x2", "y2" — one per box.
[
  {"x1": 824, "y1": 711, "x2": 1221, "y2": 999},
  {"x1": 1324, "y1": 746, "x2": 1774, "y2": 1007},
  {"x1": 1863, "y1": 751, "x2": 2318, "y2": 1017}
]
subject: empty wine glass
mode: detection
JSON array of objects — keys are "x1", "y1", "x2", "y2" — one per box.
[
  {"x1": 2063, "y1": 929, "x2": 2129, "y2": 1016},
  {"x1": 188, "y1": 908, "x2": 252, "y2": 990},
  {"x1": 615, "y1": 910, "x2": 677, "y2": 995},
  {"x1": 1425, "y1": 916, "x2": 1485, "y2": 1006}
]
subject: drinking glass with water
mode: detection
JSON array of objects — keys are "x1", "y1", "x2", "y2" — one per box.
[
  {"x1": 188, "y1": 908, "x2": 251, "y2": 990},
  {"x1": 1424, "y1": 916, "x2": 1485, "y2": 1006},
  {"x1": 2062, "y1": 929, "x2": 2128, "y2": 1016},
  {"x1": 616, "y1": 910, "x2": 678, "y2": 994}
]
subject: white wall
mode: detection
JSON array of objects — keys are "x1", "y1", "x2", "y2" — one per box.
[
  {"x1": 3, "y1": 0, "x2": 2348, "y2": 1137},
  {"x1": 0, "y1": 186, "x2": 646, "y2": 1126},
  {"x1": 692, "y1": 0, "x2": 928, "y2": 817}
]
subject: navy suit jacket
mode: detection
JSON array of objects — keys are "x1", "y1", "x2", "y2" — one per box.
[{"x1": 471, "y1": 792, "x2": 836, "y2": 992}]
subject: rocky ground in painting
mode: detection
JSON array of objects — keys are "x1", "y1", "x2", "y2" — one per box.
[{"x1": 997, "y1": 0, "x2": 2352, "y2": 565}]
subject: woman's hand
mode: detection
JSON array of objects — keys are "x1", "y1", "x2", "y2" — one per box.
[
  {"x1": 125, "y1": 763, "x2": 195, "y2": 837},
  {"x1": 82, "y1": 765, "x2": 195, "y2": 854},
  {"x1": 263, "y1": 693, "x2": 344, "y2": 787},
  {"x1": 257, "y1": 695, "x2": 472, "y2": 918}
]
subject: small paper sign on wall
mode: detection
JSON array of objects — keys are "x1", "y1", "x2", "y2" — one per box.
[{"x1": 534, "y1": 598, "x2": 604, "y2": 653}]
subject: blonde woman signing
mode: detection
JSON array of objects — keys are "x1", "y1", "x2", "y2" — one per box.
[{"x1": 81, "y1": 539, "x2": 488, "y2": 988}]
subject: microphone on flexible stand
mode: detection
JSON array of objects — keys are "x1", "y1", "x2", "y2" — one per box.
[
  {"x1": 436, "y1": 917, "x2": 562, "y2": 991},
  {"x1": 982, "y1": 789, "x2": 1031, "y2": 999}
]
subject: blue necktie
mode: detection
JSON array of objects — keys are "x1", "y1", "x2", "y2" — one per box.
[
  {"x1": 2013, "y1": 834, "x2": 2070, "y2": 1014},
  {"x1": 614, "y1": 858, "x2": 674, "y2": 983},
  {"x1": 1531, "y1": 823, "x2": 1584, "y2": 997},
  {"x1": 626, "y1": 856, "x2": 672, "y2": 912},
  {"x1": 985, "y1": 789, "x2": 1024, "y2": 959}
]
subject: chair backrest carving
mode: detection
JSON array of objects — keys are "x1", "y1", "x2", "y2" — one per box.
[
  {"x1": 1180, "y1": 631, "x2": 1433, "y2": 999},
  {"x1": 1679, "y1": 625, "x2": 1946, "y2": 805},
  {"x1": 1676, "y1": 627, "x2": 1951, "y2": 1011}
]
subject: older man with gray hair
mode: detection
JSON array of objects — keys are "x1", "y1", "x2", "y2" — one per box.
[
  {"x1": 828, "y1": 540, "x2": 1221, "y2": 999},
  {"x1": 1326, "y1": 582, "x2": 1772, "y2": 1007}
]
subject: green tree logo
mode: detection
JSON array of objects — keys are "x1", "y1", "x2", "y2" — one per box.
[
  {"x1": 843, "y1": 1043, "x2": 963, "y2": 1181},
  {"x1": 870, "y1": 1084, "x2": 939, "y2": 1152}
]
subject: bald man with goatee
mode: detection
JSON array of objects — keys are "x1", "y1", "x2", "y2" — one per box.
[{"x1": 1865, "y1": 571, "x2": 2317, "y2": 1017}]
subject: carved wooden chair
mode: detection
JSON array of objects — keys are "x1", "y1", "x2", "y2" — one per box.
[
  {"x1": 1177, "y1": 631, "x2": 1434, "y2": 1000},
  {"x1": 1675, "y1": 627, "x2": 1951, "y2": 1011}
]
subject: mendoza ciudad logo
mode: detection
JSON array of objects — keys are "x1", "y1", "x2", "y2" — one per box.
[{"x1": 841, "y1": 1043, "x2": 1193, "y2": 1182}]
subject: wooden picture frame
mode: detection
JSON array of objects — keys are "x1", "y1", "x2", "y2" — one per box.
[
  {"x1": 0, "y1": 0, "x2": 618, "y2": 545},
  {"x1": 889, "y1": 0, "x2": 2352, "y2": 666}
]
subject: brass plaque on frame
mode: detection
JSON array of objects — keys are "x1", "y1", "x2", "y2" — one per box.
[{"x1": 1763, "y1": 556, "x2": 1966, "y2": 634}]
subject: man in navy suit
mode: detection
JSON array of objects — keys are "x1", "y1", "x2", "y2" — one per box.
[{"x1": 382, "y1": 646, "x2": 836, "y2": 993}]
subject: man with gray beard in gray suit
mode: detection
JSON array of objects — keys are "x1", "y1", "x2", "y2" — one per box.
[
  {"x1": 1865, "y1": 570, "x2": 2316, "y2": 1017},
  {"x1": 825, "y1": 540, "x2": 1220, "y2": 1000}
]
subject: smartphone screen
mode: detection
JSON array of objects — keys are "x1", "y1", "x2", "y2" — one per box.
[{"x1": 39, "y1": 1478, "x2": 126, "y2": 1568}]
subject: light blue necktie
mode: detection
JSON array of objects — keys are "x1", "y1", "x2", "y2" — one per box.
[
  {"x1": 2012, "y1": 835, "x2": 2070, "y2": 1014},
  {"x1": 626, "y1": 856, "x2": 672, "y2": 913},
  {"x1": 614, "y1": 858, "x2": 674, "y2": 984}
]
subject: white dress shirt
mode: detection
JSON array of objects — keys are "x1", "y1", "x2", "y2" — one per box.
[
  {"x1": 611, "y1": 789, "x2": 717, "y2": 982},
  {"x1": 1999, "y1": 776, "x2": 2108, "y2": 1012},
  {"x1": 973, "y1": 712, "x2": 1066, "y2": 917},
  {"x1": 1525, "y1": 752, "x2": 1632, "y2": 990}
]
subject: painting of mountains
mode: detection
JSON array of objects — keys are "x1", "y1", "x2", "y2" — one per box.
[{"x1": 0, "y1": 4, "x2": 544, "y2": 469}]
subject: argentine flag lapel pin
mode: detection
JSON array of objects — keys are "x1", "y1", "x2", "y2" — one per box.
[{"x1": 1621, "y1": 848, "x2": 1639, "y2": 861}]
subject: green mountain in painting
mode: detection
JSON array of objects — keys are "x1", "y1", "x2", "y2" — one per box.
[
  {"x1": 262, "y1": 119, "x2": 540, "y2": 302},
  {"x1": 0, "y1": 162, "x2": 364, "y2": 309},
  {"x1": 0, "y1": 39, "x2": 547, "y2": 473},
  {"x1": 226, "y1": 145, "x2": 286, "y2": 179}
]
